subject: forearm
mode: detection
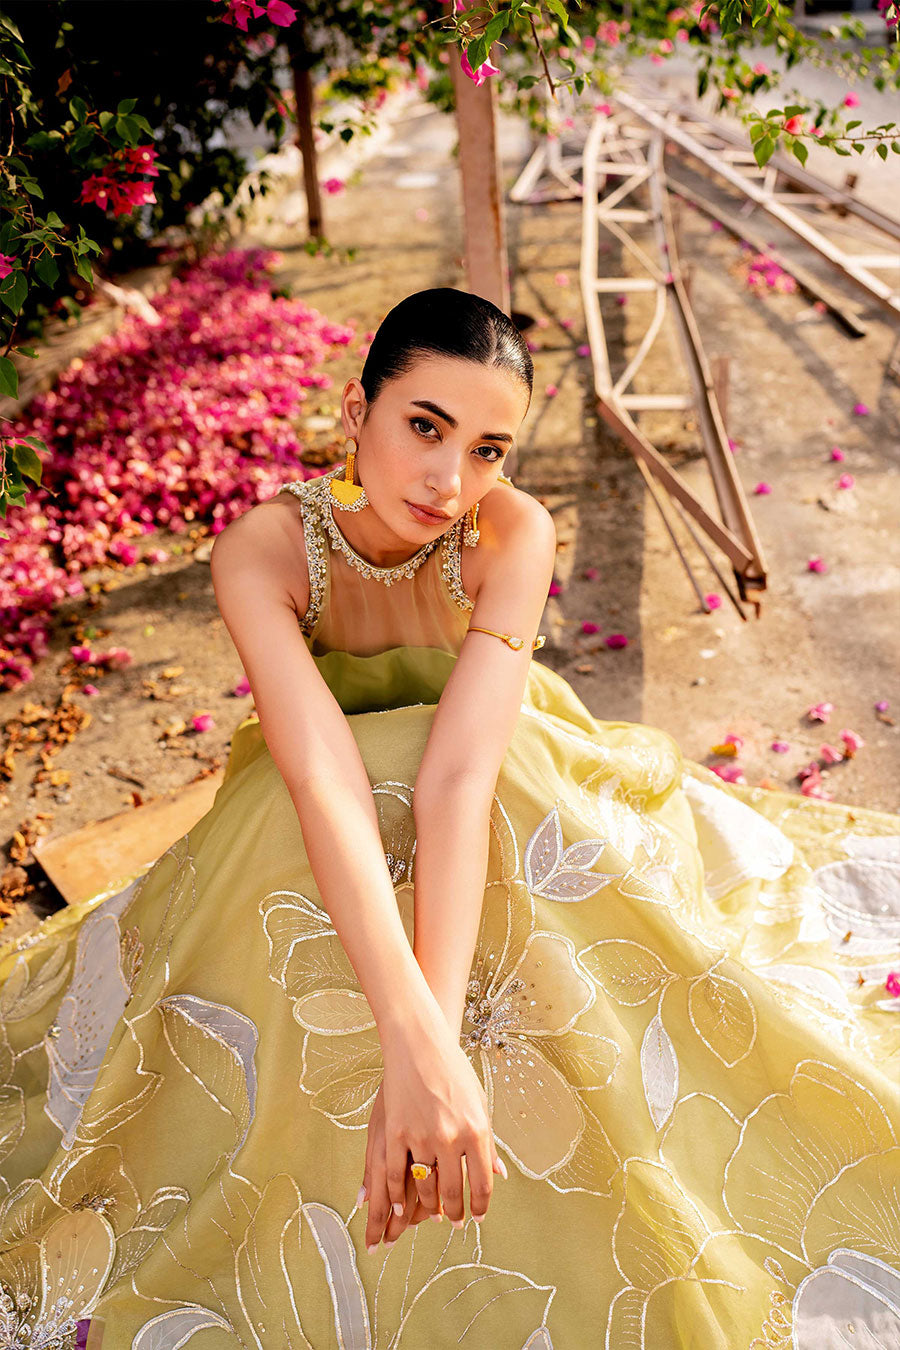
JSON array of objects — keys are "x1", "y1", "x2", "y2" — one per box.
[
  {"x1": 295, "y1": 773, "x2": 445, "y2": 1040},
  {"x1": 412, "y1": 780, "x2": 493, "y2": 1037}
]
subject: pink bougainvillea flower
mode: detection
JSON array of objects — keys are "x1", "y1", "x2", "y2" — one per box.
[
  {"x1": 754, "y1": 481, "x2": 772, "y2": 495},
  {"x1": 266, "y1": 0, "x2": 297, "y2": 24},
  {"x1": 664, "y1": 271, "x2": 674, "y2": 283},
  {"x1": 830, "y1": 446, "x2": 845, "y2": 461},
  {"x1": 727, "y1": 437, "x2": 739, "y2": 453},
  {"x1": 577, "y1": 344, "x2": 590, "y2": 357},
  {"x1": 771, "y1": 740, "x2": 791, "y2": 753},
  {"x1": 615, "y1": 294, "x2": 627, "y2": 306},
  {"x1": 886, "y1": 971, "x2": 900, "y2": 998},
  {"x1": 819, "y1": 743, "x2": 844, "y2": 764},
  {"x1": 548, "y1": 580, "x2": 563, "y2": 596},
  {"x1": 82, "y1": 683, "x2": 100, "y2": 696},
  {"x1": 583, "y1": 35, "x2": 597, "y2": 51},
  {"x1": 852, "y1": 402, "x2": 869, "y2": 415},
  {"x1": 0, "y1": 254, "x2": 15, "y2": 280},
  {"x1": 460, "y1": 48, "x2": 501, "y2": 85},
  {"x1": 192, "y1": 712, "x2": 215, "y2": 733},
  {"x1": 321, "y1": 178, "x2": 345, "y2": 195},
  {"x1": 554, "y1": 272, "x2": 569, "y2": 286},
  {"x1": 232, "y1": 674, "x2": 252, "y2": 696},
  {"x1": 843, "y1": 92, "x2": 860, "y2": 108},
  {"x1": 605, "y1": 633, "x2": 628, "y2": 649},
  {"x1": 752, "y1": 62, "x2": 771, "y2": 75},
  {"x1": 593, "y1": 102, "x2": 613, "y2": 115},
  {"x1": 220, "y1": 0, "x2": 266, "y2": 29},
  {"x1": 711, "y1": 762, "x2": 746, "y2": 784},
  {"x1": 724, "y1": 733, "x2": 744, "y2": 750},
  {"x1": 101, "y1": 646, "x2": 133, "y2": 669},
  {"x1": 581, "y1": 620, "x2": 601, "y2": 634},
  {"x1": 783, "y1": 115, "x2": 804, "y2": 134},
  {"x1": 721, "y1": 86, "x2": 739, "y2": 101},
  {"x1": 875, "y1": 699, "x2": 890, "y2": 712},
  {"x1": 545, "y1": 384, "x2": 558, "y2": 397},
  {"x1": 797, "y1": 760, "x2": 821, "y2": 783},
  {"x1": 807, "y1": 701, "x2": 834, "y2": 723},
  {"x1": 807, "y1": 556, "x2": 828, "y2": 573},
  {"x1": 559, "y1": 317, "x2": 574, "y2": 330},
  {"x1": 70, "y1": 645, "x2": 95, "y2": 664},
  {"x1": 650, "y1": 53, "x2": 666, "y2": 65},
  {"x1": 839, "y1": 727, "x2": 865, "y2": 755},
  {"x1": 582, "y1": 566, "x2": 599, "y2": 580},
  {"x1": 659, "y1": 38, "x2": 674, "y2": 52},
  {"x1": 837, "y1": 473, "x2": 855, "y2": 489},
  {"x1": 705, "y1": 593, "x2": 722, "y2": 610},
  {"x1": 801, "y1": 776, "x2": 834, "y2": 800}
]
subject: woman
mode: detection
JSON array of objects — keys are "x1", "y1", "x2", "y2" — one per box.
[{"x1": 0, "y1": 287, "x2": 898, "y2": 1348}]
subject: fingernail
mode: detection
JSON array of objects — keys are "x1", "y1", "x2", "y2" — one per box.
[
  {"x1": 430, "y1": 1213, "x2": 443, "y2": 1223},
  {"x1": 366, "y1": 1244, "x2": 377, "y2": 1255},
  {"x1": 497, "y1": 1159, "x2": 508, "y2": 1180},
  {"x1": 383, "y1": 1239, "x2": 396, "y2": 1249},
  {"x1": 392, "y1": 1202, "x2": 404, "y2": 1216},
  {"x1": 355, "y1": 1185, "x2": 367, "y2": 1208},
  {"x1": 450, "y1": 1218, "x2": 464, "y2": 1230},
  {"x1": 472, "y1": 1213, "x2": 485, "y2": 1223}
]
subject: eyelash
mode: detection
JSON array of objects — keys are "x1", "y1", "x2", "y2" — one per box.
[{"x1": 409, "y1": 417, "x2": 505, "y2": 464}]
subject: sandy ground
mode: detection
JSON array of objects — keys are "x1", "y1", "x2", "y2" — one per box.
[{"x1": 2, "y1": 70, "x2": 898, "y2": 934}]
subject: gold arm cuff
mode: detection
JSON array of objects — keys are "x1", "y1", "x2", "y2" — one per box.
[{"x1": 468, "y1": 625, "x2": 546, "y2": 651}]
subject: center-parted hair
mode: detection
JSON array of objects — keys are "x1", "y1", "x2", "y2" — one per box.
[{"x1": 359, "y1": 288, "x2": 534, "y2": 416}]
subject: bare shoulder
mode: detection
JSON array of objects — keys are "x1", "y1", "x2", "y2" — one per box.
[
  {"x1": 462, "y1": 480, "x2": 556, "y2": 599},
  {"x1": 210, "y1": 487, "x2": 310, "y2": 616}
]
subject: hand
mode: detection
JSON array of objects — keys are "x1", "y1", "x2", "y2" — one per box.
[
  {"x1": 362, "y1": 1004, "x2": 506, "y2": 1249},
  {"x1": 358, "y1": 1082, "x2": 442, "y2": 1250}
]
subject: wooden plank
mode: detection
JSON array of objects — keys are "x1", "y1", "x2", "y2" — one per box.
[{"x1": 33, "y1": 771, "x2": 225, "y2": 908}]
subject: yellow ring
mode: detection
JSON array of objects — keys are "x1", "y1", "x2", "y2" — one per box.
[{"x1": 410, "y1": 1161, "x2": 434, "y2": 1181}]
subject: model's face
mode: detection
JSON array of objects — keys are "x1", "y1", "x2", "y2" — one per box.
[{"x1": 342, "y1": 356, "x2": 530, "y2": 541}]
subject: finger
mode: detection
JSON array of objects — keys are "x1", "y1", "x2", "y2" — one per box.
[
  {"x1": 365, "y1": 1144, "x2": 391, "y2": 1251},
  {"x1": 382, "y1": 1167, "x2": 418, "y2": 1245},
  {"x1": 465, "y1": 1134, "x2": 494, "y2": 1223},
  {"x1": 410, "y1": 1152, "x2": 441, "y2": 1218},
  {"x1": 436, "y1": 1148, "x2": 465, "y2": 1226},
  {"x1": 385, "y1": 1134, "x2": 409, "y2": 1221}
]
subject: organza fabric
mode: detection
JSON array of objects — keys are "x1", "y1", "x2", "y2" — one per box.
[{"x1": 1, "y1": 474, "x2": 899, "y2": 1349}]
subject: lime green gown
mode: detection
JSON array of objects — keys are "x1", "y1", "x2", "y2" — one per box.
[{"x1": 1, "y1": 467, "x2": 899, "y2": 1349}]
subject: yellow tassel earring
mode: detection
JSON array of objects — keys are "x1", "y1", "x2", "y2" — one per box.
[
  {"x1": 329, "y1": 437, "x2": 369, "y2": 512},
  {"x1": 463, "y1": 500, "x2": 480, "y2": 547}
]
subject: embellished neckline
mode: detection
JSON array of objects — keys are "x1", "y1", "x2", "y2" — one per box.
[{"x1": 315, "y1": 465, "x2": 454, "y2": 587}]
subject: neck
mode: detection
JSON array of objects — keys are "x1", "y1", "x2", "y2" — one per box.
[{"x1": 325, "y1": 492, "x2": 452, "y2": 568}]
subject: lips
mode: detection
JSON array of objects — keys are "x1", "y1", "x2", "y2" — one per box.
[{"x1": 407, "y1": 501, "x2": 450, "y2": 521}]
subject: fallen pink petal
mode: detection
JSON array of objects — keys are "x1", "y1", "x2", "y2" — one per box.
[
  {"x1": 605, "y1": 634, "x2": 629, "y2": 649},
  {"x1": 577, "y1": 344, "x2": 591, "y2": 357},
  {"x1": 232, "y1": 675, "x2": 252, "y2": 696},
  {"x1": 771, "y1": 740, "x2": 791, "y2": 753},
  {"x1": 582, "y1": 567, "x2": 599, "y2": 580},
  {"x1": 819, "y1": 743, "x2": 844, "y2": 764},
  {"x1": 581, "y1": 621, "x2": 601, "y2": 635},
  {"x1": 875, "y1": 699, "x2": 890, "y2": 712},
  {"x1": 807, "y1": 702, "x2": 834, "y2": 723},
  {"x1": 852, "y1": 402, "x2": 870, "y2": 415},
  {"x1": 545, "y1": 384, "x2": 558, "y2": 397},
  {"x1": 554, "y1": 272, "x2": 570, "y2": 287},
  {"x1": 886, "y1": 971, "x2": 900, "y2": 998},
  {"x1": 829, "y1": 446, "x2": 846, "y2": 461},
  {"x1": 807, "y1": 556, "x2": 828, "y2": 573},
  {"x1": 192, "y1": 713, "x2": 215, "y2": 733},
  {"x1": 705, "y1": 593, "x2": 722, "y2": 609},
  {"x1": 711, "y1": 763, "x2": 746, "y2": 784},
  {"x1": 82, "y1": 683, "x2": 100, "y2": 696},
  {"x1": 548, "y1": 580, "x2": 563, "y2": 596},
  {"x1": 753, "y1": 482, "x2": 772, "y2": 495},
  {"x1": 839, "y1": 728, "x2": 865, "y2": 755},
  {"x1": 837, "y1": 473, "x2": 855, "y2": 489}
]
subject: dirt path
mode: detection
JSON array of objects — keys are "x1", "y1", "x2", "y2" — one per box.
[{"x1": 2, "y1": 86, "x2": 898, "y2": 934}]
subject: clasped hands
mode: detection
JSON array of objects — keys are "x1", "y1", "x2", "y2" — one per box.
[{"x1": 357, "y1": 1018, "x2": 507, "y2": 1252}]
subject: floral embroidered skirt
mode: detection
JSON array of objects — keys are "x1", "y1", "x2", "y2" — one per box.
[{"x1": 1, "y1": 655, "x2": 899, "y2": 1348}]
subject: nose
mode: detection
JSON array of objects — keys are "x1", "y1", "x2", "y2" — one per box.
[{"x1": 425, "y1": 451, "x2": 464, "y2": 502}]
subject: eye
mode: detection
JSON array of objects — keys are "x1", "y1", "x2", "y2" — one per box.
[{"x1": 409, "y1": 416, "x2": 505, "y2": 464}]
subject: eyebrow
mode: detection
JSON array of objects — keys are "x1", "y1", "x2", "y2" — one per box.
[{"x1": 409, "y1": 399, "x2": 514, "y2": 445}]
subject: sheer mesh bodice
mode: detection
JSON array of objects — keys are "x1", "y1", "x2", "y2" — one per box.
[{"x1": 277, "y1": 465, "x2": 475, "y2": 660}]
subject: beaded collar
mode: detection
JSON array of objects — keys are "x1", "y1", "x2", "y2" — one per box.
[{"x1": 314, "y1": 464, "x2": 451, "y2": 587}]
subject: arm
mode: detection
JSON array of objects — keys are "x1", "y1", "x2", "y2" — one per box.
[
  {"x1": 209, "y1": 506, "x2": 442, "y2": 1040},
  {"x1": 412, "y1": 489, "x2": 558, "y2": 1034}
]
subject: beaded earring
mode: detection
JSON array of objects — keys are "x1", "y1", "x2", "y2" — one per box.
[
  {"x1": 463, "y1": 500, "x2": 480, "y2": 547},
  {"x1": 329, "y1": 437, "x2": 369, "y2": 512}
]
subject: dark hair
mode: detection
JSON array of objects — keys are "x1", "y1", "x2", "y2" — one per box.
[{"x1": 359, "y1": 288, "x2": 533, "y2": 418}]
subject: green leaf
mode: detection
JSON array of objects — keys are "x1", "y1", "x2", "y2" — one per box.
[
  {"x1": 116, "y1": 97, "x2": 137, "y2": 115},
  {"x1": 749, "y1": 121, "x2": 768, "y2": 142},
  {"x1": 12, "y1": 442, "x2": 42, "y2": 484},
  {"x1": 68, "y1": 94, "x2": 88, "y2": 123},
  {"x1": 35, "y1": 255, "x2": 59, "y2": 286},
  {"x1": 45, "y1": 212, "x2": 63, "y2": 228},
  {"x1": 546, "y1": 0, "x2": 571, "y2": 27},
  {"x1": 466, "y1": 36, "x2": 488, "y2": 71},
  {"x1": 17, "y1": 347, "x2": 37, "y2": 359},
  {"x1": 753, "y1": 134, "x2": 775, "y2": 167},
  {"x1": 0, "y1": 272, "x2": 27, "y2": 315},
  {"x1": 99, "y1": 110, "x2": 115, "y2": 133},
  {"x1": 877, "y1": 142, "x2": 888, "y2": 159},
  {"x1": 792, "y1": 139, "x2": 808, "y2": 166},
  {"x1": 21, "y1": 179, "x2": 44, "y2": 200},
  {"x1": 74, "y1": 255, "x2": 94, "y2": 285},
  {"x1": 845, "y1": 120, "x2": 862, "y2": 130},
  {"x1": 0, "y1": 356, "x2": 18, "y2": 399},
  {"x1": 483, "y1": 10, "x2": 510, "y2": 44}
]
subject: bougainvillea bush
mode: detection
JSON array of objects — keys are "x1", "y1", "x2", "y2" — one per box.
[{"x1": 0, "y1": 246, "x2": 354, "y2": 689}]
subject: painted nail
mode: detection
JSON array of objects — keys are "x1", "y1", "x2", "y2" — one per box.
[
  {"x1": 496, "y1": 1158, "x2": 508, "y2": 1180},
  {"x1": 366, "y1": 1244, "x2": 377, "y2": 1255},
  {"x1": 450, "y1": 1218, "x2": 464, "y2": 1230},
  {"x1": 355, "y1": 1185, "x2": 367, "y2": 1208},
  {"x1": 383, "y1": 1240, "x2": 396, "y2": 1249},
  {"x1": 472, "y1": 1213, "x2": 486, "y2": 1223},
  {"x1": 392, "y1": 1201, "x2": 404, "y2": 1217},
  {"x1": 430, "y1": 1214, "x2": 443, "y2": 1223}
]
